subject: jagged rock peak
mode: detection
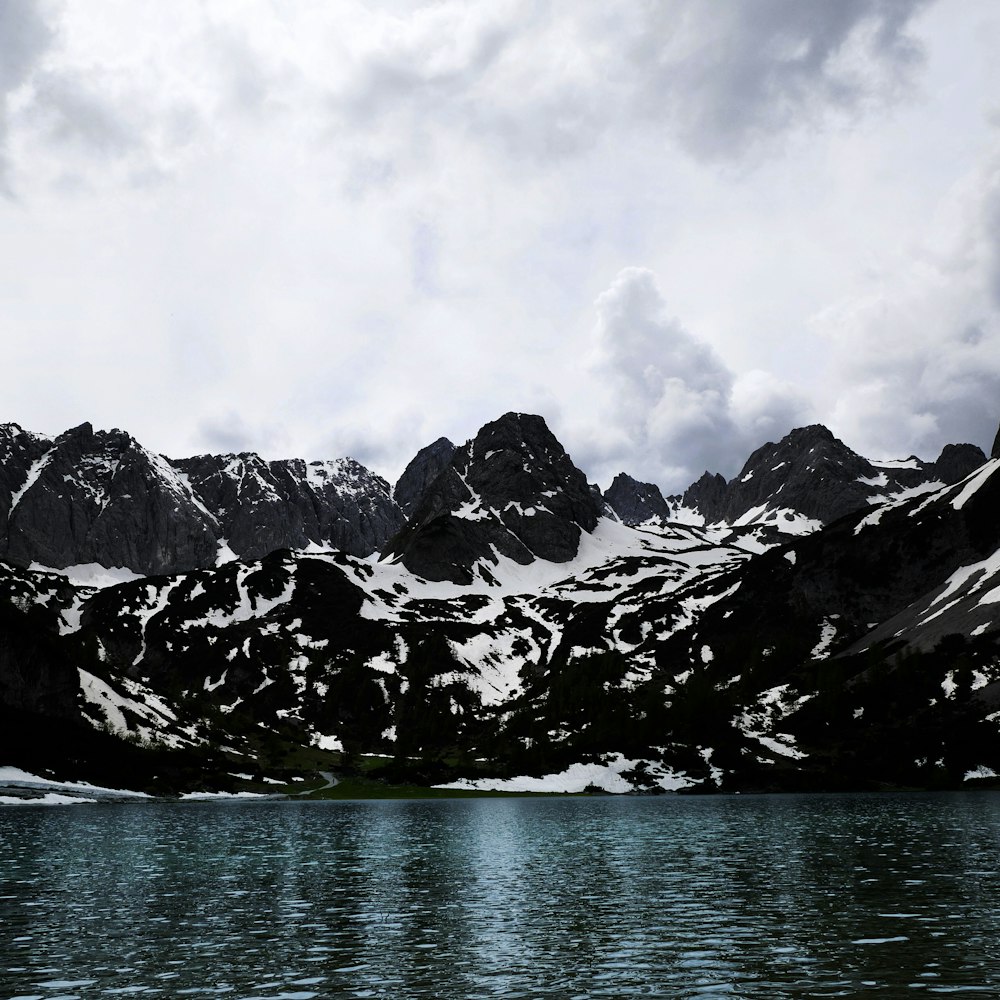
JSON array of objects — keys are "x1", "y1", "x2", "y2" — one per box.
[
  {"x1": 171, "y1": 450, "x2": 403, "y2": 561},
  {"x1": 604, "y1": 473, "x2": 670, "y2": 526},
  {"x1": 1, "y1": 422, "x2": 220, "y2": 574},
  {"x1": 934, "y1": 443, "x2": 987, "y2": 484},
  {"x1": 682, "y1": 471, "x2": 728, "y2": 523},
  {"x1": 394, "y1": 437, "x2": 456, "y2": 516},
  {"x1": 992, "y1": 422, "x2": 1000, "y2": 460},
  {"x1": 382, "y1": 412, "x2": 602, "y2": 584}
]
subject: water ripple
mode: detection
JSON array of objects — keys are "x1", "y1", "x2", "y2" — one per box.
[{"x1": 2, "y1": 794, "x2": 1000, "y2": 997}]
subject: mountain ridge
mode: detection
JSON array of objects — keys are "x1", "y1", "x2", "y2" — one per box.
[{"x1": 3, "y1": 410, "x2": 1000, "y2": 797}]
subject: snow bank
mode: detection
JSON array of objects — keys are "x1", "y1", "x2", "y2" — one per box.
[
  {"x1": 0, "y1": 765, "x2": 150, "y2": 802},
  {"x1": 434, "y1": 754, "x2": 694, "y2": 793}
]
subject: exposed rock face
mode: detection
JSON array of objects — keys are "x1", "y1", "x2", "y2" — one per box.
[
  {"x1": 680, "y1": 425, "x2": 988, "y2": 531},
  {"x1": 931, "y1": 443, "x2": 987, "y2": 485},
  {"x1": 0, "y1": 421, "x2": 404, "y2": 573},
  {"x1": 604, "y1": 473, "x2": 670, "y2": 526},
  {"x1": 172, "y1": 454, "x2": 404, "y2": 561},
  {"x1": 0, "y1": 424, "x2": 50, "y2": 552},
  {"x1": 383, "y1": 412, "x2": 602, "y2": 583},
  {"x1": 2, "y1": 422, "x2": 219, "y2": 575},
  {"x1": 394, "y1": 437, "x2": 456, "y2": 516},
  {"x1": 682, "y1": 472, "x2": 728, "y2": 523},
  {"x1": 992, "y1": 422, "x2": 1000, "y2": 460}
]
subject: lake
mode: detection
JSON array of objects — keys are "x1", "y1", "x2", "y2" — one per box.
[{"x1": 2, "y1": 793, "x2": 1000, "y2": 998}]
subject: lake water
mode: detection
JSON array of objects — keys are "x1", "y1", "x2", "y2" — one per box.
[{"x1": 3, "y1": 793, "x2": 1000, "y2": 998}]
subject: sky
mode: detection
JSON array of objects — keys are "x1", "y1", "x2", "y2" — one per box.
[{"x1": 3, "y1": 0, "x2": 1000, "y2": 493}]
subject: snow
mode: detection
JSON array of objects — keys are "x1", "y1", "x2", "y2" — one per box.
[
  {"x1": 916, "y1": 546, "x2": 1000, "y2": 627},
  {"x1": 756, "y1": 735, "x2": 807, "y2": 760},
  {"x1": 784, "y1": 551, "x2": 796, "y2": 565},
  {"x1": 951, "y1": 459, "x2": 1000, "y2": 510},
  {"x1": 358, "y1": 517, "x2": 748, "y2": 614},
  {"x1": 730, "y1": 504, "x2": 822, "y2": 536},
  {"x1": 312, "y1": 734, "x2": 344, "y2": 751},
  {"x1": 7, "y1": 448, "x2": 55, "y2": 513},
  {"x1": 171, "y1": 469, "x2": 220, "y2": 524},
  {"x1": 0, "y1": 792, "x2": 97, "y2": 805},
  {"x1": 29, "y1": 561, "x2": 143, "y2": 589},
  {"x1": 857, "y1": 472, "x2": 889, "y2": 487},
  {"x1": 204, "y1": 669, "x2": 228, "y2": 692},
  {"x1": 435, "y1": 754, "x2": 697, "y2": 793},
  {"x1": 365, "y1": 652, "x2": 398, "y2": 674},
  {"x1": 78, "y1": 669, "x2": 187, "y2": 747},
  {"x1": 668, "y1": 504, "x2": 705, "y2": 526},
  {"x1": 200, "y1": 566, "x2": 295, "y2": 628},
  {"x1": 216, "y1": 538, "x2": 239, "y2": 565},
  {"x1": 810, "y1": 619, "x2": 839, "y2": 659},
  {"x1": 447, "y1": 631, "x2": 526, "y2": 704},
  {"x1": 872, "y1": 457, "x2": 919, "y2": 470},
  {"x1": 964, "y1": 765, "x2": 998, "y2": 781},
  {"x1": 0, "y1": 765, "x2": 149, "y2": 800},
  {"x1": 179, "y1": 791, "x2": 271, "y2": 800}
]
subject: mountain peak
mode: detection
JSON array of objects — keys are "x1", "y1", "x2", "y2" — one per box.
[
  {"x1": 394, "y1": 436, "x2": 456, "y2": 516},
  {"x1": 604, "y1": 472, "x2": 670, "y2": 526},
  {"x1": 383, "y1": 412, "x2": 601, "y2": 584}
]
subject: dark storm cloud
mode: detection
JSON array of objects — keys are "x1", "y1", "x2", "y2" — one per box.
[
  {"x1": 0, "y1": 0, "x2": 53, "y2": 188},
  {"x1": 333, "y1": 0, "x2": 934, "y2": 165},
  {"x1": 637, "y1": 0, "x2": 934, "y2": 159}
]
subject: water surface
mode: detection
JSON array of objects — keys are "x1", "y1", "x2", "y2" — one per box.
[{"x1": 3, "y1": 793, "x2": 1000, "y2": 998}]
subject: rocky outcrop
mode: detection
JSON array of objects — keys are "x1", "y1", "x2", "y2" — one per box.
[
  {"x1": 2, "y1": 422, "x2": 219, "y2": 574},
  {"x1": 604, "y1": 473, "x2": 670, "y2": 526},
  {"x1": 172, "y1": 453, "x2": 404, "y2": 561},
  {"x1": 394, "y1": 437, "x2": 456, "y2": 516},
  {"x1": 682, "y1": 472, "x2": 728, "y2": 523},
  {"x1": 931, "y1": 443, "x2": 987, "y2": 485},
  {"x1": 0, "y1": 421, "x2": 404, "y2": 573},
  {"x1": 680, "y1": 425, "x2": 988, "y2": 531},
  {"x1": 382, "y1": 412, "x2": 602, "y2": 583}
]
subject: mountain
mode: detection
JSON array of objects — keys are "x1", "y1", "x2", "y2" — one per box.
[
  {"x1": 172, "y1": 452, "x2": 403, "y2": 560},
  {"x1": 0, "y1": 422, "x2": 219, "y2": 575},
  {"x1": 0, "y1": 422, "x2": 402, "y2": 575},
  {"x1": 680, "y1": 424, "x2": 985, "y2": 538},
  {"x1": 382, "y1": 413, "x2": 603, "y2": 584},
  {"x1": 2, "y1": 411, "x2": 1000, "y2": 797},
  {"x1": 393, "y1": 437, "x2": 456, "y2": 516},
  {"x1": 604, "y1": 473, "x2": 671, "y2": 526}
]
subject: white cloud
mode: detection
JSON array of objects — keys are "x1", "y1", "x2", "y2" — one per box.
[
  {"x1": 3, "y1": 0, "x2": 1000, "y2": 502},
  {"x1": 821, "y1": 144, "x2": 1000, "y2": 458},
  {"x1": 583, "y1": 268, "x2": 812, "y2": 490},
  {"x1": 0, "y1": 0, "x2": 53, "y2": 189}
]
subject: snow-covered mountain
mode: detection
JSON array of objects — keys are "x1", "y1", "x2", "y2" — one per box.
[
  {"x1": 2, "y1": 411, "x2": 1000, "y2": 796},
  {"x1": 678, "y1": 423, "x2": 985, "y2": 542},
  {"x1": 0, "y1": 421, "x2": 401, "y2": 575}
]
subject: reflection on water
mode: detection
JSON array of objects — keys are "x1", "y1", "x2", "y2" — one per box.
[{"x1": 2, "y1": 793, "x2": 1000, "y2": 998}]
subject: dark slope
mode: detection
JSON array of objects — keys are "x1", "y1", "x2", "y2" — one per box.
[{"x1": 394, "y1": 437, "x2": 456, "y2": 516}]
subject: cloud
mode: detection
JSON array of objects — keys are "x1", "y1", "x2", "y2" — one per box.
[
  {"x1": 195, "y1": 411, "x2": 291, "y2": 458},
  {"x1": 821, "y1": 143, "x2": 1000, "y2": 458},
  {"x1": 330, "y1": 0, "x2": 935, "y2": 167},
  {"x1": 0, "y1": 0, "x2": 53, "y2": 188},
  {"x1": 634, "y1": 0, "x2": 934, "y2": 160},
  {"x1": 585, "y1": 268, "x2": 812, "y2": 490}
]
